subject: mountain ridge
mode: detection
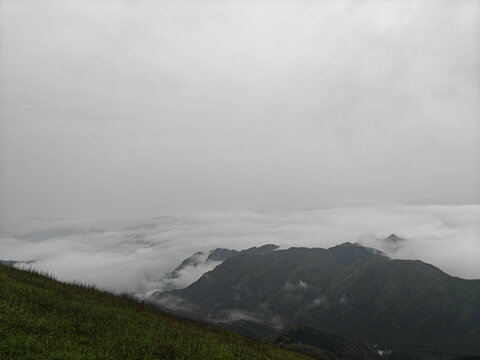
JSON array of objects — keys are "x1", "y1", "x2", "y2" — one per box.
[{"x1": 151, "y1": 242, "x2": 480, "y2": 359}]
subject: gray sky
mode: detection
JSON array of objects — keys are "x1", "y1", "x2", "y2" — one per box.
[{"x1": 1, "y1": 0, "x2": 479, "y2": 221}]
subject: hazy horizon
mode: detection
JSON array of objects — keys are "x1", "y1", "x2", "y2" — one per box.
[{"x1": 1, "y1": 205, "x2": 479, "y2": 296}]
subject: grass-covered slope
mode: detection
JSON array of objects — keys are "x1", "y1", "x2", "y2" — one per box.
[{"x1": 0, "y1": 264, "x2": 313, "y2": 360}]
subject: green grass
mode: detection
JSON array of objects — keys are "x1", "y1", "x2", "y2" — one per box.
[{"x1": 0, "y1": 264, "x2": 313, "y2": 360}]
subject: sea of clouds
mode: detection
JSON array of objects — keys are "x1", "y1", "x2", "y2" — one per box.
[{"x1": 1, "y1": 205, "x2": 479, "y2": 297}]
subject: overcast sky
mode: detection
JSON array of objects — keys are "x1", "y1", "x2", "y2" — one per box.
[{"x1": 1, "y1": 0, "x2": 479, "y2": 222}]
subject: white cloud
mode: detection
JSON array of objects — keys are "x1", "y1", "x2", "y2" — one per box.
[{"x1": 1, "y1": 205, "x2": 478, "y2": 297}]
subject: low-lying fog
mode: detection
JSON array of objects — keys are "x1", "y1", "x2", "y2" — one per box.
[{"x1": 1, "y1": 205, "x2": 478, "y2": 296}]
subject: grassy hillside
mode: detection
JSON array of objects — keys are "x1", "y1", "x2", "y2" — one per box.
[{"x1": 0, "y1": 264, "x2": 313, "y2": 360}]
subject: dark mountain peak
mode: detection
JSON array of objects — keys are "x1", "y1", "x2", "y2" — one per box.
[
  {"x1": 179, "y1": 251, "x2": 204, "y2": 266},
  {"x1": 335, "y1": 242, "x2": 355, "y2": 246},
  {"x1": 241, "y1": 244, "x2": 279, "y2": 255},
  {"x1": 206, "y1": 244, "x2": 279, "y2": 262},
  {"x1": 383, "y1": 234, "x2": 407, "y2": 253},
  {"x1": 328, "y1": 242, "x2": 382, "y2": 266},
  {"x1": 165, "y1": 251, "x2": 207, "y2": 280},
  {"x1": 385, "y1": 234, "x2": 403, "y2": 243},
  {"x1": 207, "y1": 248, "x2": 239, "y2": 262}
]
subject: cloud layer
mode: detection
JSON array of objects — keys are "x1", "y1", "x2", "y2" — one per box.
[{"x1": 1, "y1": 205, "x2": 478, "y2": 296}]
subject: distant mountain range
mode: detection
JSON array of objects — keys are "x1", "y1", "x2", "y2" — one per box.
[
  {"x1": 150, "y1": 239, "x2": 480, "y2": 359},
  {"x1": 0, "y1": 259, "x2": 35, "y2": 267}
]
